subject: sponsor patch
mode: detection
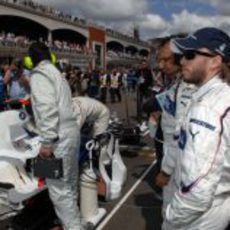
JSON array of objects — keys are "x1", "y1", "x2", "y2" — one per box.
[
  {"x1": 190, "y1": 118, "x2": 215, "y2": 131},
  {"x1": 19, "y1": 111, "x2": 26, "y2": 120}
]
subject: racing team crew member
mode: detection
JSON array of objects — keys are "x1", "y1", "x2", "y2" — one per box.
[
  {"x1": 28, "y1": 42, "x2": 82, "y2": 230},
  {"x1": 166, "y1": 27, "x2": 230, "y2": 229},
  {"x1": 154, "y1": 36, "x2": 196, "y2": 229},
  {"x1": 72, "y1": 96, "x2": 110, "y2": 138}
]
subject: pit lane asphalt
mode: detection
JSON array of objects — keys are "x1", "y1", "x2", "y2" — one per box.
[{"x1": 96, "y1": 92, "x2": 163, "y2": 230}]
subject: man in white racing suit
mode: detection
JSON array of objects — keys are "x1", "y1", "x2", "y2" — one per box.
[
  {"x1": 28, "y1": 42, "x2": 82, "y2": 230},
  {"x1": 154, "y1": 37, "x2": 196, "y2": 228},
  {"x1": 166, "y1": 27, "x2": 230, "y2": 230},
  {"x1": 72, "y1": 96, "x2": 110, "y2": 137}
]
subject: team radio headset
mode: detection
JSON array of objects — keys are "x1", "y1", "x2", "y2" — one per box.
[{"x1": 24, "y1": 52, "x2": 57, "y2": 70}]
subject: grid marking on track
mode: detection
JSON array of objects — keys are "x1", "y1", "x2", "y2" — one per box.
[{"x1": 96, "y1": 160, "x2": 157, "y2": 230}]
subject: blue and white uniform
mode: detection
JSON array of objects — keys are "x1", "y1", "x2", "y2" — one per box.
[
  {"x1": 166, "y1": 77, "x2": 230, "y2": 230},
  {"x1": 157, "y1": 76, "x2": 195, "y2": 226}
]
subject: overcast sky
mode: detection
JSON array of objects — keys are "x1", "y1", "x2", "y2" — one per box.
[{"x1": 33, "y1": 0, "x2": 230, "y2": 40}]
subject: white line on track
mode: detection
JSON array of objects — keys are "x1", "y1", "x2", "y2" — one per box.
[{"x1": 96, "y1": 159, "x2": 157, "y2": 230}]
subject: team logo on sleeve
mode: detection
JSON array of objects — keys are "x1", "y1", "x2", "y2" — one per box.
[{"x1": 19, "y1": 111, "x2": 27, "y2": 120}]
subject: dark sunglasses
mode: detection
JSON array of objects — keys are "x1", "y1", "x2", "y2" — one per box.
[{"x1": 183, "y1": 50, "x2": 216, "y2": 60}]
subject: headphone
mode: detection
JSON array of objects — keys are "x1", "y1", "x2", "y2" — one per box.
[{"x1": 24, "y1": 52, "x2": 56, "y2": 70}]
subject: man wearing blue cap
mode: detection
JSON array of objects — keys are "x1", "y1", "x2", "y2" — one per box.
[{"x1": 165, "y1": 27, "x2": 230, "y2": 230}]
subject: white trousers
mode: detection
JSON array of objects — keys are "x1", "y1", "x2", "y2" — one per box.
[
  {"x1": 161, "y1": 144, "x2": 181, "y2": 230},
  {"x1": 47, "y1": 127, "x2": 82, "y2": 230},
  {"x1": 164, "y1": 196, "x2": 230, "y2": 230},
  {"x1": 162, "y1": 175, "x2": 177, "y2": 230}
]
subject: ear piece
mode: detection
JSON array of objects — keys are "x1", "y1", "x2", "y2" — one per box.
[
  {"x1": 51, "y1": 52, "x2": 56, "y2": 65},
  {"x1": 24, "y1": 56, "x2": 34, "y2": 70}
]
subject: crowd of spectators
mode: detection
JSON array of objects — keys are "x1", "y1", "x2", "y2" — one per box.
[
  {"x1": 0, "y1": 0, "x2": 148, "y2": 46},
  {"x1": 0, "y1": 31, "x2": 94, "y2": 55},
  {"x1": 0, "y1": 31, "x2": 30, "y2": 47},
  {"x1": 0, "y1": 0, "x2": 149, "y2": 63},
  {"x1": 0, "y1": 31, "x2": 148, "y2": 61},
  {"x1": 1, "y1": 0, "x2": 88, "y2": 27},
  {"x1": 0, "y1": 55, "x2": 150, "y2": 111},
  {"x1": 107, "y1": 50, "x2": 147, "y2": 61},
  {"x1": 106, "y1": 28, "x2": 148, "y2": 46}
]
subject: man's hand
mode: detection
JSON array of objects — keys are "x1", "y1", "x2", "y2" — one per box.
[
  {"x1": 39, "y1": 145, "x2": 53, "y2": 158},
  {"x1": 155, "y1": 171, "x2": 171, "y2": 188}
]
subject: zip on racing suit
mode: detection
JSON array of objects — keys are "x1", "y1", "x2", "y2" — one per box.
[
  {"x1": 166, "y1": 77, "x2": 230, "y2": 230},
  {"x1": 156, "y1": 75, "x2": 195, "y2": 223},
  {"x1": 30, "y1": 60, "x2": 82, "y2": 230}
]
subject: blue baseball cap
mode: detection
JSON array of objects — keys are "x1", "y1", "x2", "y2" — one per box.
[{"x1": 172, "y1": 27, "x2": 230, "y2": 61}]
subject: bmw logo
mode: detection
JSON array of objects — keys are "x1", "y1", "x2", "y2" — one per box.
[{"x1": 19, "y1": 111, "x2": 27, "y2": 120}]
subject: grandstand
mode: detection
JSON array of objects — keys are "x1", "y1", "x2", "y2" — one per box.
[{"x1": 0, "y1": 0, "x2": 150, "y2": 70}]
